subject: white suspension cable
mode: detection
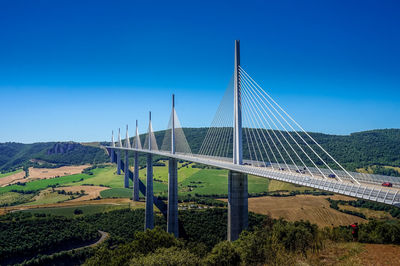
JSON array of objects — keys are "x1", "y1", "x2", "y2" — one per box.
[
  {"x1": 241, "y1": 78, "x2": 300, "y2": 173},
  {"x1": 240, "y1": 67, "x2": 350, "y2": 182},
  {"x1": 240, "y1": 80, "x2": 290, "y2": 171},
  {"x1": 241, "y1": 73, "x2": 317, "y2": 177},
  {"x1": 239, "y1": 66, "x2": 358, "y2": 183},
  {"x1": 242, "y1": 87, "x2": 271, "y2": 168},
  {"x1": 242, "y1": 86, "x2": 285, "y2": 170}
]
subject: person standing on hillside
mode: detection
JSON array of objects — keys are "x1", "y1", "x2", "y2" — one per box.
[{"x1": 350, "y1": 222, "x2": 359, "y2": 241}]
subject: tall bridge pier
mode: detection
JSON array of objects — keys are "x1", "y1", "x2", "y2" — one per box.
[
  {"x1": 228, "y1": 171, "x2": 248, "y2": 241},
  {"x1": 124, "y1": 151, "x2": 129, "y2": 187},
  {"x1": 124, "y1": 125, "x2": 130, "y2": 188},
  {"x1": 133, "y1": 151, "x2": 139, "y2": 201},
  {"x1": 117, "y1": 128, "x2": 122, "y2": 175},
  {"x1": 228, "y1": 40, "x2": 248, "y2": 241},
  {"x1": 167, "y1": 94, "x2": 179, "y2": 237},
  {"x1": 145, "y1": 112, "x2": 154, "y2": 230}
]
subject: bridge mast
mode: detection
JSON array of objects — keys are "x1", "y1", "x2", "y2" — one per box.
[
  {"x1": 233, "y1": 40, "x2": 242, "y2": 165},
  {"x1": 110, "y1": 130, "x2": 115, "y2": 163},
  {"x1": 171, "y1": 94, "x2": 175, "y2": 155}
]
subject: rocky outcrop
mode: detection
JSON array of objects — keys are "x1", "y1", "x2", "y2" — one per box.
[{"x1": 47, "y1": 142, "x2": 80, "y2": 155}]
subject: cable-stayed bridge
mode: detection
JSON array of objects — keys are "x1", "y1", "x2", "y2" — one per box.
[{"x1": 105, "y1": 40, "x2": 400, "y2": 241}]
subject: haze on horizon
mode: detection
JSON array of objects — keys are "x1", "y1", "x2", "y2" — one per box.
[{"x1": 0, "y1": 0, "x2": 399, "y2": 144}]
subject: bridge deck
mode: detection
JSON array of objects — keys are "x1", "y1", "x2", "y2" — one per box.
[{"x1": 106, "y1": 146, "x2": 400, "y2": 208}]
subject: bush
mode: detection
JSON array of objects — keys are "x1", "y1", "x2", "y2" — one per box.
[
  {"x1": 203, "y1": 241, "x2": 240, "y2": 266},
  {"x1": 74, "y1": 209, "x2": 83, "y2": 215},
  {"x1": 132, "y1": 247, "x2": 200, "y2": 266}
]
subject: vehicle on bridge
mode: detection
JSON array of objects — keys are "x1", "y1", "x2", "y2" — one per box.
[{"x1": 382, "y1": 182, "x2": 393, "y2": 187}]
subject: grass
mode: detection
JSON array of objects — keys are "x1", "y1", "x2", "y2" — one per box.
[
  {"x1": 19, "y1": 204, "x2": 129, "y2": 218},
  {"x1": 138, "y1": 178, "x2": 168, "y2": 196},
  {"x1": 339, "y1": 204, "x2": 393, "y2": 220},
  {"x1": 0, "y1": 169, "x2": 23, "y2": 179},
  {"x1": 0, "y1": 172, "x2": 95, "y2": 194},
  {"x1": 0, "y1": 192, "x2": 34, "y2": 206},
  {"x1": 67, "y1": 166, "x2": 127, "y2": 188},
  {"x1": 178, "y1": 169, "x2": 269, "y2": 196},
  {"x1": 23, "y1": 189, "x2": 74, "y2": 206},
  {"x1": 357, "y1": 165, "x2": 400, "y2": 175},
  {"x1": 101, "y1": 188, "x2": 133, "y2": 198},
  {"x1": 139, "y1": 160, "x2": 199, "y2": 183},
  {"x1": 384, "y1": 165, "x2": 400, "y2": 174},
  {"x1": 304, "y1": 241, "x2": 364, "y2": 265}
]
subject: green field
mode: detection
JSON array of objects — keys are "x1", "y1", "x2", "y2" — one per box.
[
  {"x1": 0, "y1": 169, "x2": 22, "y2": 179},
  {"x1": 19, "y1": 204, "x2": 129, "y2": 218},
  {"x1": 0, "y1": 162, "x2": 292, "y2": 207},
  {"x1": 0, "y1": 192, "x2": 35, "y2": 206},
  {"x1": 178, "y1": 169, "x2": 270, "y2": 196},
  {"x1": 101, "y1": 188, "x2": 133, "y2": 198},
  {"x1": 67, "y1": 166, "x2": 128, "y2": 188},
  {"x1": 24, "y1": 190, "x2": 74, "y2": 206},
  {"x1": 0, "y1": 172, "x2": 95, "y2": 194}
]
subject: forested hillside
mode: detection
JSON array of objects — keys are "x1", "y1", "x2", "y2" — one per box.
[
  {"x1": 1, "y1": 128, "x2": 399, "y2": 175},
  {"x1": 0, "y1": 142, "x2": 109, "y2": 172}
]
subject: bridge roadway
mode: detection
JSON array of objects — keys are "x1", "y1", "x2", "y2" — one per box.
[{"x1": 106, "y1": 146, "x2": 400, "y2": 208}]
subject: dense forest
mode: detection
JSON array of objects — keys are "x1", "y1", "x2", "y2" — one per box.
[
  {"x1": 0, "y1": 214, "x2": 99, "y2": 265},
  {"x1": 1, "y1": 208, "x2": 399, "y2": 265},
  {"x1": 1, "y1": 128, "x2": 399, "y2": 175}
]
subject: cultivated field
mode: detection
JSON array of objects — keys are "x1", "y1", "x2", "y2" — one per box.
[
  {"x1": 0, "y1": 198, "x2": 143, "y2": 215},
  {"x1": 222, "y1": 194, "x2": 365, "y2": 227},
  {"x1": 0, "y1": 170, "x2": 25, "y2": 187},
  {"x1": 24, "y1": 189, "x2": 74, "y2": 206},
  {"x1": 55, "y1": 185, "x2": 109, "y2": 202},
  {"x1": 0, "y1": 169, "x2": 23, "y2": 179},
  {"x1": 0, "y1": 165, "x2": 90, "y2": 187},
  {"x1": 305, "y1": 241, "x2": 400, "y2": 265}
]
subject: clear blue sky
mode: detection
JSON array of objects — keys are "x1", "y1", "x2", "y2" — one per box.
[{"x1": 0, "y1": 0, "x2": 399, "y2": 143}]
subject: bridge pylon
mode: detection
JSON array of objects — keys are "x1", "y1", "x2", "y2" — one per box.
[
  {"x1": 145, "y1": 112, "x2": 154, "y2": 230},
  {"x1": 228, "y1": 40, "x2": 248, "y2": 241},
  {"x1": 167, "y1": 94, "x2": 179, "y2": 237},
  {"x1": 110, "y1": 130, "x2": 115, "y2": 163}
]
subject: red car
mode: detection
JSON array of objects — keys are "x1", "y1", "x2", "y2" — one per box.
[{"x1": 382, "y1": 182, "x2": 393, "y2": 187}]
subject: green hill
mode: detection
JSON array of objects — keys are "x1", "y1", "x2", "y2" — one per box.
[{"x1": 0, "y1": 142, "x2": 109, "y2": 172}]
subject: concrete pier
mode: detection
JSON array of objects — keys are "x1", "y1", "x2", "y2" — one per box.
[
  {"x1": 133, "y1": 151, "x2": 140, "y2": 201},
  {"x1": 145, "y1": 153, "x2": 154, "y2": 229},
  {"x1": 117, "y1": 150, "x2": 121, "y2": 175},
  {"x1": 228, "y1": 170, "x2": 248, "y2": 241},
  {"x1": 124, "y1": 151, "x2": 129, "y2": 188},
  {"x1": 167, "y1": 158, "x2": 178, "y2": 237},
  {"x1": 110, "y1": 150, "x2": 115, "y2": 163}
]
